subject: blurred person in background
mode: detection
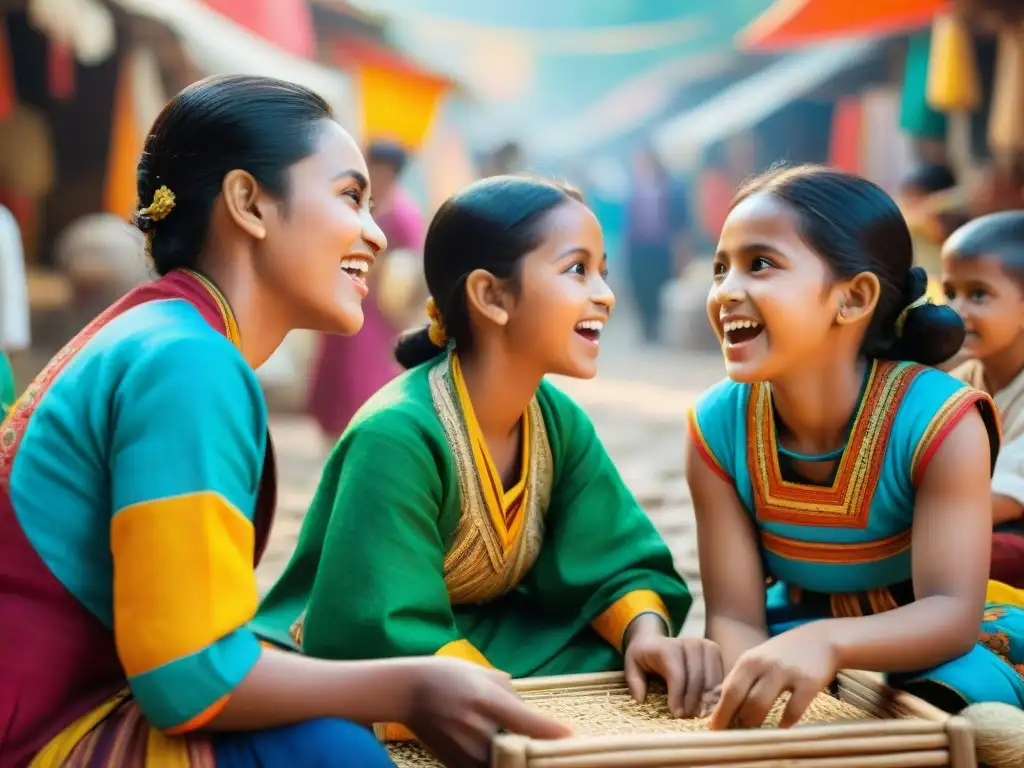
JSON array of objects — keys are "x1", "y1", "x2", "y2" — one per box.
[
  {"x1": 624, "y1": 145, "x2": 691, "y2": 345},
  {"x1": 306, "y1": 139, "x2": 425, "y2": 444},
  {"x1": 943, "y1": 211, "x2": 1024, "y2": 590},
  {"x1": 0, "y1": 202, "x2": 29, "y2": 419},
  {"x1": 897, "y1": 162, "x2": 970, "y2": 301},
  {"x1": 54, "y1": 213, "x2": 152, "y2": 334}
]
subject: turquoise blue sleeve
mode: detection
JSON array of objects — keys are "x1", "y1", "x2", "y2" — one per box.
[
  {"x1": 894, "y1": 367, "x2": 999, "y2": 486},
  {"x1": 688, "y1": 378, "x2": 745, "y2": 481},
  {"x1": 109, "y1": 331, "x2": 267, "y2": 732}
]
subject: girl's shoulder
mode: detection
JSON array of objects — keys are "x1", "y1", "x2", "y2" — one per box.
[
  {"x1": 689, "y1": 378, "x2": 751, "y2": 444},
  {"x1": 687, "y1": 378, "x2": 751, "y2": 482},
  {"x1": 891, "y1": 362, "x2": 1000, "y2": 483},
  {"x1": 342, "y1": 360, "x2": 446, "y2": 441}
]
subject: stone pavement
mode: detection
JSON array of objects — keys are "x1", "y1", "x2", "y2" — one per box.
[{"x1": 257, "y1": 326, "x2": 727, "y2": 639}]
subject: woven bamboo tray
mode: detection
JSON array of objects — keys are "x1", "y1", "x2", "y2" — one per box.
[{"x1": 388, "y1": 670, "x2": 976, "y2": 768}]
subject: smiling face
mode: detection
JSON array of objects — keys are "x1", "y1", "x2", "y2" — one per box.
[
  {"x1": 254, "y1": 120, "x2": 386, "y2": 335},
  {"x1": 502, "y1": 199, "x2": 614, "y2": 379},
  {"x1": 942, "y1": 252, "x2": 1024, "y2": 360},
  {"x1": 709, "y1": 192, "x2": 848, "y2": 383}
]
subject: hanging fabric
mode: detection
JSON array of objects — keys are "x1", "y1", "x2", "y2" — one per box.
[
  {"x1": 926, "y1": 11, "x2": 982, "y2": 113},
  {"x1": 0, "y1": 18, "x2": 15, "y2": 122}
]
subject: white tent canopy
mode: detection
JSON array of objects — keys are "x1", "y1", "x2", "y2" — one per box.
[{"x1": 653, "y1": 41, "x2": 878, "y2": 171}]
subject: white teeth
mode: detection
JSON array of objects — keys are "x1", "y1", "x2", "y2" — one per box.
[
  {"x1": 575, "y1": 320, "x2": 605, "y2": 331},
  {"x1": 340, "y1": 257, "x2": 370, "y2": 274},
  {"x1": 722, "y1": 319, "x2": 762, "y2": 333}
]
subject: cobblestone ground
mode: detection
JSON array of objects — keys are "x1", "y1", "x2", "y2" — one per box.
[{"x1": 257, "y1": 323, "x2": 726, "y2": 639}]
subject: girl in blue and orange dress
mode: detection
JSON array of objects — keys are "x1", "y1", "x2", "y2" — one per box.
[
  {"x1": 685, "y1": 165, "x2": 1024, "y2": 730},
  {"x1": 0, "y1": 75, "x2": 568, "y2": 768}
]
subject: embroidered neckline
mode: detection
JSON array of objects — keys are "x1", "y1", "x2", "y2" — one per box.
[
  {"x1": 450, "y1": 352, "x2": 530, "y2": 549},
  {"x1": 183, "y1": 269, "x2": 241, "y2": 349},
  {"x1": 773, "y1": 364, "x2": 872, "y2": 466},
  {"x1": 428, "y1": 355, "x2": 553, "y2": 605},
  {"x1": 748, "y1": 360, "x2": 921, "y2": 528}
]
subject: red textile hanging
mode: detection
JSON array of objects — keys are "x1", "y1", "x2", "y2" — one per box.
[
  {"x1": 202, "y1": 0, "x2": 315, "y2": 59},
  {"x1": 829, "y1": 96, "x2": 864, "y2": 174},
  {"x1": 0, "y1": 19, "x2": 15, "y2": 121},
  {"x1": 47, "y1": 41, "x2": 76, "y2": 101}
]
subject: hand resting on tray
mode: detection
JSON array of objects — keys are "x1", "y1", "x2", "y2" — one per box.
[
  {"x1": 623, "y1": 614, "x2": 725, "y2": 719},
  {"x1": 709, "y1": 621, "x2": 837, "y2": 730},
  {"x1": 403, "y1": 657, "x2": 573, "y2": 768}
]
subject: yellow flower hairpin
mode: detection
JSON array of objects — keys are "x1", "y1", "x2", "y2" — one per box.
[
  {"x1": 139, "y1": 185, "x2": 176, "y2": 222},
  {"x1": 426, "y1": 297, "x2": 448, "y2": 347}
]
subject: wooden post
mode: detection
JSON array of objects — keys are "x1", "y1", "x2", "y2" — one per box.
[
  {"x1": 945, "y1": 716, "x2": 978, "y2": 768},
  {"x1": 492, "y1": 734, "x2": 530, "y2": 768}
]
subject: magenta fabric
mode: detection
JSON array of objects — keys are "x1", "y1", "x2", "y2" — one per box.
[{"x1": 306, "y1": 189, "x2": 425, "y2": 438}]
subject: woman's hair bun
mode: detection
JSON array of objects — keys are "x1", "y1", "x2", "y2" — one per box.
[
  {"x1": 894, "y1": 266, "x2": 965, "y2": 367},
  {"x1": 134, "y1": 211, "x2": 157, "y2": 235},
  {"x1": 394, "y1": 325, "x2": 445, "y2": 370}
]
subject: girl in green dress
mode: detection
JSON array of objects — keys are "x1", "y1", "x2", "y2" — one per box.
[{"x1": 257, "y1": 176, "x2": 715, "y2": 740}]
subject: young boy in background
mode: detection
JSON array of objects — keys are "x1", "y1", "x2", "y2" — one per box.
[{"x1": 943, "y1": 211, "x2": 1024, "y2": 588}]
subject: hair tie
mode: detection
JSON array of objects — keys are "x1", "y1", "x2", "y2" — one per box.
[
  {"x1": 426, "y1": 297, "x2": 448, "y2": 347},
  {"x1": 895, "y1": 294, "x2": 931, "y2": 338},
  {"x1": 139, "y1": 185, "x2": 176, "y2": 223}
]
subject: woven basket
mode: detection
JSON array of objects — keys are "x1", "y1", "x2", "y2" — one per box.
[{"x1": 388, "y1": 670, "x2": 976, "y2": 768}]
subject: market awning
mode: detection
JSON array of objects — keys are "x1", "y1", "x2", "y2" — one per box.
[
  {"x1": 740, "y1": 0, "x2": 949, "y2": 51},
  {"x1": 109, "y1": 0, "x2": 355, "y2": 122},
  {"x1": 653, "y1": 40, "x2": 878, "y2": 170}
]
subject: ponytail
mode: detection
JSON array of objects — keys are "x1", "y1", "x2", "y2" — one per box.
[
  {"x1": 869, "y1": 266, "x2": 964, "y2": 366},
  {"x1": 394, "y1": 325, "x2": 446, "y2": 370}
]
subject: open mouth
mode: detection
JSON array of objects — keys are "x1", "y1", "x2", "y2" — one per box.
[
  {"x1": 340, "y1": 256, "x2": 371, "y2": 289},
  {"x1": 723, "y1": 318, "x2": 764, "y2": 346},
  {"x1": 574, "y1": 319, "x2": 604, "y2": 345}
]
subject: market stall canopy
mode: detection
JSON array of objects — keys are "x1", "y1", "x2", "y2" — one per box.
[
  {"x1": 653, "y1": 40, "x2": 878, "y2": 170},
  {"x1": 341, "y1": 0, "x2": 775, "y2": 156},
  {"x1": 740, "y1": 0, "x2": 949, "y2": 50},
  {"x1": 108, "y1": 0, "x2": 355, "y2": 124}
]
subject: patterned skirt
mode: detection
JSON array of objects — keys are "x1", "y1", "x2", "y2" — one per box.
[{"x1": 31, "y1": 690, "x2": 213, "y2": 767}]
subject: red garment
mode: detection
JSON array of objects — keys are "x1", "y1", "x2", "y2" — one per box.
[
  {"x1": 306, "y1": 189, "x2": 425, "y2": 438},
  {"x1": 992, "y1": 532, "x2": 1024, "y2": 589},
  {"x1": 697, "y1": 170, "x2": 734, "y2": 244}
]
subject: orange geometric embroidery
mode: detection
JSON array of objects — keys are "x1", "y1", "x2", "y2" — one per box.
[
  {"x1": 748, "y1": 361, "x2": 923, "y2": 529},
  {"x1": 760, "y1": 528, "x2": 912, "y2": 564},
  {"x1": 910, "y1": 388, "x2": 1000, "y2": 485}
]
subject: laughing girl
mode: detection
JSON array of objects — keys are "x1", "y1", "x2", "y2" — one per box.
[
  {"x1": 686, "y1": 165, "x2": 1024, "y2": 730},
  {"x1": 257, "y1": 176, "x2": 710, "y2": 737}
]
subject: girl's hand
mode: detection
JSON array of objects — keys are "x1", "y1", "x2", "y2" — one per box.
[
  {"x1": 709, "y1": 624, "x2": 837, "y2": 730},
  {"x1": 624, "y1": 617, "x2": 724, "y2": 718},
  {"x1": 404, "y1": 657, "x2": 572, "y2": 768}
]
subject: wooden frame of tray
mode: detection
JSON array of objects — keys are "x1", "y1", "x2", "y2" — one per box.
[{"x1": 484, "y1": 670, "x2": 976, "y2": 768}]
